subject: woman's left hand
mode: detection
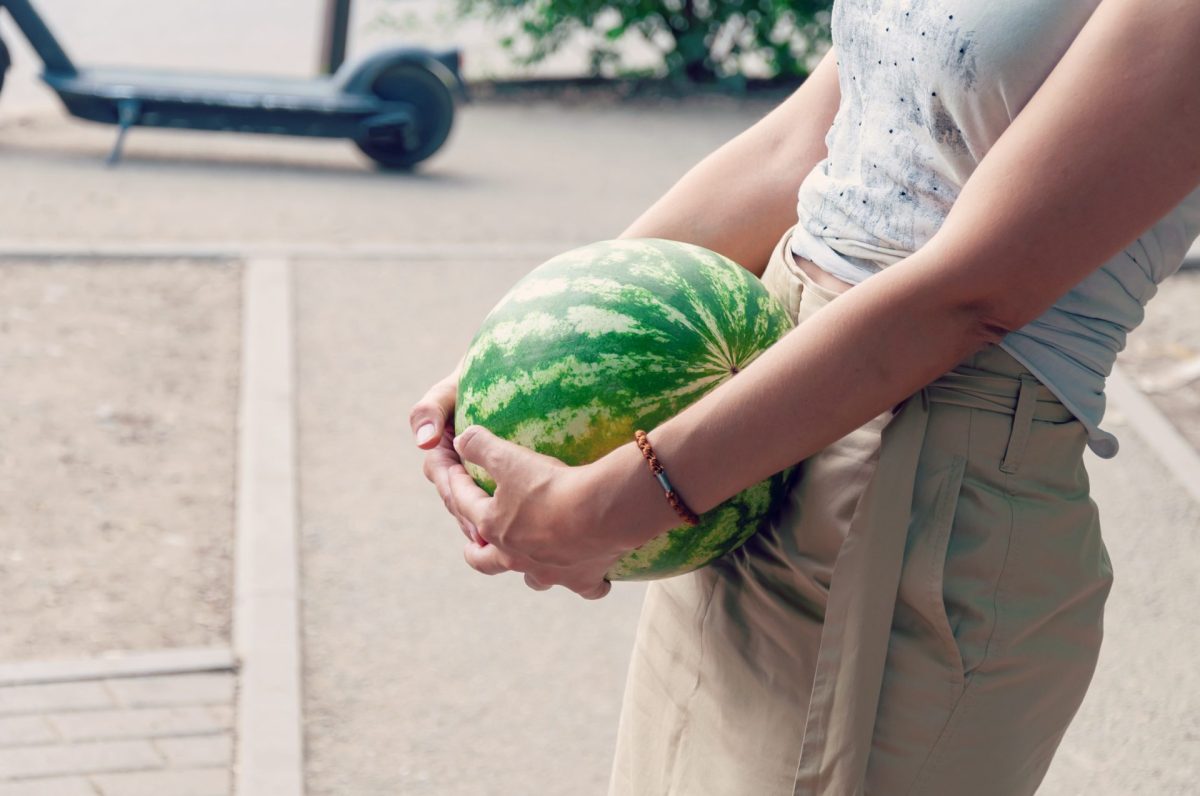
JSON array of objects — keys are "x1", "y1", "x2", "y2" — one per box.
[{"x1": 448, "y1": 425, "x2": 630, "y2": 600}]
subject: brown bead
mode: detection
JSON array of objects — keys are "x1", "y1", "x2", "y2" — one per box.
[{"x1": 634, "y1": 430, "x2": 700, "y2": 527}]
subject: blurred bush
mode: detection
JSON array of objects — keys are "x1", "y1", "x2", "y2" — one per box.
[{"x1": 457, "y1": 0, "x2": 833, "y2": 82}]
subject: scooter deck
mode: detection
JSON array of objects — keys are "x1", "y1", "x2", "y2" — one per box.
[
  {"x1": 43, "y1": 66, "x2": 407, "y2": 164},
  {"x1": 46, "y1": 66, "x2": 377, "y2": 114}
]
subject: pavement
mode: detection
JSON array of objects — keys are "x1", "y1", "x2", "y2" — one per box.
[
  {"x1": 2, "y1": 14, "x2": 1200, "y2": 795},
  {"x1": 0, "y1": 650, "x2": 236, "y2": 796}
]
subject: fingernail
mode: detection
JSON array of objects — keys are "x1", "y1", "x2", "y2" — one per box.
[
  {"x1": 465, "y1": 521, "x2": 481, "y2": 545},
  {"x1": 415, "y1": 423, "x2": 436, "y2": 445}
]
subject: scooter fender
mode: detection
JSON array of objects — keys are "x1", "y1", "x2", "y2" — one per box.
[{"x1": 336, "y1": 47, "x2": 468, "y2": 103}]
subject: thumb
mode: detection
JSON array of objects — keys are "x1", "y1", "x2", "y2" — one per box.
[{"x1": 453, "y1": 425, "x2": 520, "y2": 477}]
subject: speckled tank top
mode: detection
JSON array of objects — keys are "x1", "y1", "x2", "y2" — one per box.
[{"x1": 791, "y1": 0, "x2": 1200, "y2": 457}]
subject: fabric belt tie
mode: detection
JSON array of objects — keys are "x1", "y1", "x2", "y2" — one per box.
[{"x1": 792, "y1": 369, "x2": 1069, "y2": 795}]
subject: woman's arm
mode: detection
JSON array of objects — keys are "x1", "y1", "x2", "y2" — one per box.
[
  {"x1": 619, "y1": 50, "x2": 842, "y2": 276},
  {"x1": 586, "y1": 0, "x2": 1200, "y2": 541},
  {"x1": 451, "y1": 0, "x2": 1200, "y2": 593}
]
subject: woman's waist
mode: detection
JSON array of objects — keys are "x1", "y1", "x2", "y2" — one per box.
[
  {"x1": 780, "y1": 227, "x2": 1071, "y2": 421},
  {"x1": 789, "y1": 249, "x2": 856, "y2": 295}
]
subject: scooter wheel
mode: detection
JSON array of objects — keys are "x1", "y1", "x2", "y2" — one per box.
[{"x1": 357, "y1": 63, "x2": 455, "y2": 170}]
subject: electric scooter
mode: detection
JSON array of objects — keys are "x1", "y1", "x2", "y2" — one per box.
[{"x1": 0, "y1": 0, "x2": 467, "y2": 168}]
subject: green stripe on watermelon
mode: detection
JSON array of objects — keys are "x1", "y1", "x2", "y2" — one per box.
[{"x1": 456, "y1": 238, "x2": 795, "y2": 580}]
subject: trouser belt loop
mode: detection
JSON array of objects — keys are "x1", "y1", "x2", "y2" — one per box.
[{"x1": 1000, "y1": 375, "x2": 1039, "y2": 474}]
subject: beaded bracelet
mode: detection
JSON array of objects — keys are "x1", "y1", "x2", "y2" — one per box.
[{"x1": 633, "y1": 430, "x2": 701, "y2": 527}]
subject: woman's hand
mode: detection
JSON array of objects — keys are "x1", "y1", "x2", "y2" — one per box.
[
  {"x1": 448, "y1": 426, "x2": 631, "y2": 600},
  {"x1": 410, "y1": 367, "x2": 483, "y2": 545},
  {"x1": 412, "y1": 366, "x2": 679, "y2": 598}
]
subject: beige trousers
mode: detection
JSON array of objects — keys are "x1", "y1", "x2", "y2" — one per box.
[{"x1": 609, "y1": 230, "x2": 1114, "y2": 795}]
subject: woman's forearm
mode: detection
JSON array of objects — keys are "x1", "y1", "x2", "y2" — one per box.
[
  {"x1": 591, "y1": 246, "x2": 997, "y2": 548},
  {"x1": 618, "y1": 51, "x2": 841, "y2": 277}
]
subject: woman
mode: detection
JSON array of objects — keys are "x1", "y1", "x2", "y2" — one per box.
[{"x1": 410, "y1": 1, "x2": 1200, "y2": 792}]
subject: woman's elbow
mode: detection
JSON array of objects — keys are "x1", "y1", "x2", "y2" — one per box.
[{"x1": 965, "y1": 299, "x2": 1026, "y2": 346}]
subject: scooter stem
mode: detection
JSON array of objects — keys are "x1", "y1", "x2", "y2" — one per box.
[{"x1": 0, "y1": 0, "x2": 77, "y2": 75}]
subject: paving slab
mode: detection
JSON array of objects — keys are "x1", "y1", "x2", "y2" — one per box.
[
  {"x1": 0, "y1": 717, "x2": 56, "y2": 747},
  {"x1": 0, "y1": 682, "x2": 116, "y2": 716},
  {"x1": 0, "y1": 262, "x2": 239, "y2": 661},
  {"x1": 0, "y1": 667, "x2": 235, "y2": 793},
  {"x1": 91, "y1": 768, "x2": 230, "y2": 796},
  {"x1": 0, "y1": 739, "x2": 163, "y2": 780},
  {"x1": 0, "y1": 777, "x2": 97, "y2": 796},
  {"x1": 153, "y1": 735, "x2": 233, "y2": 768},
  {"x1": 105, "y1": 675, "x2": 235, "y2": 709},
  {"x1": 47, "y1": 706, "x2": 231, "y2": 742}
]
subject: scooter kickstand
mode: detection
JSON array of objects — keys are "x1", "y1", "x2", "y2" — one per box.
[{"x1": 107, "y1": 99, "x2": 142, "y2": 166}]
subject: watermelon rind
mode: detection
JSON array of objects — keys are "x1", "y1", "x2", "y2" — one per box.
[{"x1": 456, "y1": 238, "x2": 794, "y2": 580}]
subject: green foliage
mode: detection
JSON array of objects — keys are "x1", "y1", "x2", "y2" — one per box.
[{"x1": 457, "y1": 0, "x2": 833, "y2": 82}]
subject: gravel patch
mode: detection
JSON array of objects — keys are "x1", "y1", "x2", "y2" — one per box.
[{"x1": 0, "y1": 261, "x2": 239, "y2": 659}]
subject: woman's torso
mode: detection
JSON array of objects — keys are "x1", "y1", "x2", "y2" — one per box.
[{"x1": 791, "y1": 0, "x2": 1200, "y2": 457}]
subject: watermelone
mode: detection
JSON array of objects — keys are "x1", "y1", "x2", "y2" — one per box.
[{"x1": 455, "y1": 238, "x2": 794, "y2": 581}]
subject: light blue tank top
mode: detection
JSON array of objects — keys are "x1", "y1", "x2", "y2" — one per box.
[{"x1": 791, "y1": 0, "x2": 1200, "y2": 457}]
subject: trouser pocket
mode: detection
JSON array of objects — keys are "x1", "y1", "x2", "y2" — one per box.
[{"x1": 894, "y1": 455, "x2": 969, "y2": 688}]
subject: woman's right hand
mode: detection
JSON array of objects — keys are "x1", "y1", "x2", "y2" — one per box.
[{"x1": 410, "y1": 366, "x2": 484, "y2": 545}]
